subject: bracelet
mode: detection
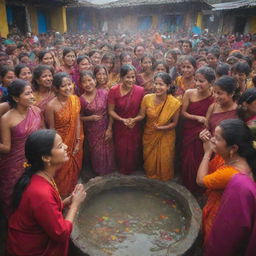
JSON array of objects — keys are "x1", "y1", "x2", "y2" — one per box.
[
  {"x1": 76, "y1": 138, "x2": 81, "y2": 141},
  {"x1": 203, "y1": 155, "x2": 211, "y2": 160}
]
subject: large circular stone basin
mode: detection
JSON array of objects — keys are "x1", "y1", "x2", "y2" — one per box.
[{"x1": 71, "y1": 174, "x2": 201, "y2": 256}]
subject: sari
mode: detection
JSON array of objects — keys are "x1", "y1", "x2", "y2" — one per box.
[
  {"x1": 181, "y1": 96, "x2": 214, "y2": 193},
  {"x1": 202, "y1": 154, "x2": 252, "y2": 244},
  {"x1": 142, "y1": 94, "x2": 181, "y2": 181},
  {"x1": 7, "y1": 175, "x2": 72, "y2": 256},
  {"x1": 136, "y1": 74, "x2": 154, "y2": 94},
  {"x1": 174, "y1": 76, "x2": 196, "y2": 100},
  {"x1": 108, "y1": 84, "x2": 144, "y2": 174},
  {"x1": 205, "y1": 174, "x2": 256, "y2": 256},
  {"x1": 0, "y1": 106, "x2": 41, "y2": 217},
  {"x1": 54, "y1": 95, "x2": 84, "y2": 197},
  {"x1": 80, "y1": 89, "x2": 115, "y2": 175}
]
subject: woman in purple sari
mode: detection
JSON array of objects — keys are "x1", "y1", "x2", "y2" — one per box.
[
  {"x1": 180, "y1": 67, "x2": 214, "y2": 193},
  {"x1": 80, "y1": 71, "x2": 115, "y2": 175},
  {"x1": 0, "y1": 79, "x2": 42, "y2": 217},
  {"x1": 108, "y1": 64, "x2": 144, "y2": 174}
]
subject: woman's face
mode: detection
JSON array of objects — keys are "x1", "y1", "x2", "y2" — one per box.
[
  {"x1": 81, "y1": 75, "x2": 96, "y2": 93},
  {"x1": 195, "y1": 73, "x2": 210, "y2": 93},
  {"x1": 2, "y1": 71, "x2": 16, "y2": 87},
  {"x1": 165, "y1": 54, "x2": 175, "y2": 67},
  {"x1": 211, "y1": 126, "x2": 230, "y2": 158},
  {"x1": 57, "y1": 77, "x2": 73, "y2": 97},
  {"x1": 41, "y1": 52, "x2": 54, "y2": 66},
  {"x1": 245, "y1": 99, "x2": 256, "y2": 116},
  {"x1": 122, "y1": 70, "x2": 136, "y2": 89},
  {"x1": 213, "y1": 85, "x2": 233, "y2": 106},
  {"x1": 63, "y1": 51, "x2": 76, "y2": 67},
  {"x1": 141, "y1": 57, "x2": 153, "y2": 72},
  {"x1": 15, "y1": 85, "x2": 35, "y2": 107},
  {"x1": 78, "y1": 58, "x2": 92, "y2": 71},
  {"x1": 121, "y1": 55, "x2": 132, "y2": 66},
  {"x1": 19, "y1": 67, "x2": 32, "y2": 82},
  {"x1": 96, "y1": 68, "x2": 108, "y2": 86},
  {"x1": 101, "y1": 59, "x2": 114, "y2": 72},
  {"x1": 154, "y1": 77, "x2": 169, "y2": 97},
  {"x1": 154, "y1": 64, "x2": 168, "y2": 73},
  {"x1": 181, "y1": 60, "x2": 195, "y2": 78},
  {"x1": 37, "y1": 69, "x2": 53, "y2": 89},
  {"x1": 91, "y1": 52, "x2": 101, "y2": 65},
  {"x1": 50, "y1": 134, "x2": 69, "y2": 166},
  {"x1": 207, "y1": 53, "x2": 218, "y2": 68}
]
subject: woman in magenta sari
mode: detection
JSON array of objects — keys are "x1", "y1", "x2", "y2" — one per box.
[
  {"x1": 80, "y1": 71, "x2": 115, "y2": 175},
  {"x1": 108, "y1": 64, "x2": 144, "y2": 174},
  {"x1": 180, "y1": 67, "x2": 215, "y2": 193},
  {"x1": 0, "y1": 79, "x2": 42, "y2": 217}
]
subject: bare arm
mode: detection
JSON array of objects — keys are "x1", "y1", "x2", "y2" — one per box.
[
  {"x1": 108, "y1": 103, "x2": 125, "y2": 122},
  {"x1": 0, "y1": 102, "x2": 10, "y2": 118},
  {"x1": 156, "y1": 107, "x2": 180, "y2": 130},
  {"x1": 0, "y1": 115, "x2": 11, "y2": 153},
  {"x1": 45, "y1": 104, "x2": 55, "y2": 129},
  {"x1": 182, "y1": 91, "x2": 202, "y2": 121}
]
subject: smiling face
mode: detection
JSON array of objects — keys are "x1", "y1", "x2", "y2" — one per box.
[
  {"x1": 207, "y1": 53, "x2": 218, "y2": 68},
  {"x1": 213, "y1": 85, "x2": 233, "y2": 106},
  {"x1": 63, "y1": 51, "x2": 76, "y2": 67},
  {"x1": 42, "y1": 52, "x2": 54, "y2": 66},
  {"x1": 122, "y1": 70, "x2": 136, "y2": 89},
  {"x1": 195, "y1": 73, "x2": 210, "y2": 93},
  {"x1": 2, "y1": 71, "x2": 16, "y2": 87},
  {"x1": 15, "y1": 85, "x2": 35, "y2": 107},
  {"x1": 165, "y1": 54, "x2": 175, "y2": 67},
  {"x1": 18, "y1": 67, "x2": 32, "y2": 82},
  {"x1": 80, "y1": 75, "x2": 96, "y2": 93},
  {"x1": 181, "y1": 60, "x2": 195, "y2": 78},
  {"x1": 57, "y1": 77, "x2": 73, "y2": 97},
  {"x1": 141, "y1": 57, "x2": 153, "y2": 72},
  {"x1": 155, "y1": 64, "x2": 168, "y2": 73},
  {"x1": 95, "y1": 68, "x2": 108, "y2": 86},
  {"x1": 91, "y1": 52, "x2": 101, "y2": 65},
  {"x1": 37, "y1": 69, "x2": 53, "y2": 89},
  {"x1": 121, "y1": 55, "x2": 132, "y2": 66},
  {"x1": 154, "y1": 76, "x2": 169, "y2": 97},
  {"x1": 78, "y1": 58, "x2": 92, "y2": 71},
  {"x1": 101, "y1": 59, "x2": 114, "y2": 72}
]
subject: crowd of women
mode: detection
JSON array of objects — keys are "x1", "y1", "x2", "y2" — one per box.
[{"x1": 0, "y1": 30, "x2": 256, "y2": 255}]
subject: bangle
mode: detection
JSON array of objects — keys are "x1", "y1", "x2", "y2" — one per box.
[
  {"x1": 76, "y1": 138, "x2": 81, "y2": 141},
  {"x1": 203, "y1": 155, "x2": 211, "y2": 160}
]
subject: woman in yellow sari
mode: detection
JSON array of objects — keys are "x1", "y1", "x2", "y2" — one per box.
[
  {"x1": 45, "y1": 72, "x2": 84, "y2": 198},
  {"x1": 132, "y1": 72, "x2": 181, "y2": 181}
]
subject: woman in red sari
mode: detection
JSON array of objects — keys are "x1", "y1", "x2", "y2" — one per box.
[
  {"x1": 108, "y1": 64, "x2": 144, "y2": 174},
  {"x1": 45, "y1": 72, "x2": 84, "y2": 197},
  {"x1": 0, "y1": 80, "x2": 42, "y2": 217},
  {"x1": 7, "y1": 129, "x2": 86, "y2": 256},
  {"x1": 180, "y1": 67, "x2": 215, "y2": 193}
]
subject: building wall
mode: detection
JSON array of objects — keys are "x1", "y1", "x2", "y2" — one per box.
[
  {"x1": 27, "y1": 6, "x2": 38, "y2": 34},
  {"x1": 0, "y1": 0, "x2": 8, "y2": 37},
  {"x1": 50, "y1": 6, "x2": 67, "y2": 33}
]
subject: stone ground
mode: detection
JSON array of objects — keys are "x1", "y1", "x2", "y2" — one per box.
[{"x1": 0, "y1": 168, "x2": 204, "y2": 255}]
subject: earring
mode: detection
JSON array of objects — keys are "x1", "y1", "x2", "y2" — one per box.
[
  {"x1": 47, "y1": 161, "x2": 51, "y2": 166},
  {"x1": 229, "y1": 150, "x2": 233, "y2": 159}
]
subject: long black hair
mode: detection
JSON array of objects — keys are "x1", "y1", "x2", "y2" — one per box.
[
  {"x1": 154, "y1": 72, "x2": 176, "y2": 95},
  {"x1": 219, "y1": 119, "x2": 256, "y2": 176},
  {"x1": 32, "y1": 65, "x2": 54, "y2": 91},
  {"x1": 12, "y1": 129, "x2": 56, "y2": 210}
]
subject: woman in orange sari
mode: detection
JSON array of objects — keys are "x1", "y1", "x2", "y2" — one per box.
[
  {"x1": 133, "y1": 72, "x2": 181, "y2": 181},
  {"x1": 196, "y1": 119, "x2": 254, "y2": 244},
  {"x1": 45, "y1": 72, "x2": 83, "y2": 198}
]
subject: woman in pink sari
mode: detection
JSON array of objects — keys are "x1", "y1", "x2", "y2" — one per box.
[
  {"x1": 108, "y1": 64, "x2": 144, "y2": 174},
  {"x1": 80, "y1": 71, "x2": 115, "y2": 175},
  {"x1": 0, "y1": 79, "x2": 42, "y2": 217},
  {"x1": 180, "y1": 67, "x2": 214, "y2": 193}
]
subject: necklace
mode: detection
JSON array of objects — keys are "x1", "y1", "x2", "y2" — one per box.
[
  {"x1": 57, "y1": 97, "x2": 67, "y2": 108},
  {"x1": 41, "y1": 171, "x2": 59, "y2": 193},
  {"x1": 225, "y1": 159, "x2": 239, "y2": 166}
]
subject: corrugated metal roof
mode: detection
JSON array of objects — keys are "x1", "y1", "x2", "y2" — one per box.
[{"x1": 212, "y1": 0, "x2": 256, "y2": 11}]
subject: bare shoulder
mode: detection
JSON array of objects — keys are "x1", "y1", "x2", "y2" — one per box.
[{"x1": 0, "y1": 102, "x2": 10, "y2": 117}]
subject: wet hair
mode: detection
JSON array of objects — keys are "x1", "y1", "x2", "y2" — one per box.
[
  {"x1": 94, "y1": 64, "x2": 109, "y2": 79},
  {"x1": 14, "y1": 64, "x2": 31, "y2": 78},
  {"x1": 219, "y1": 119, "x2": 256, "y2": 175},
  {"x1": 62, "y1": 47, "x2": 76, "y2": 58},
  {"x1": 154, "y1": 72, "x2": 176, "y2": 95},
  {"x1": 120, "y1": 64, "x2": 136, "y2": 78},
  {"x1": 52, "y1": 72, "x2": 70, "y2": 89},
  {"x1": 237, "y1": 88, "x2": 256, "y2": 121},
  {"x1": 7, "y1": 79, "x2": 29, "y2": 108},
  {"x1": 77, "y1": 55, "x2": 91, "y2": 65},
  {"x1": 232, "y1": 62, "x2": 251, "y2": 76},
  {"x1": 32, "y1": 65, "x2": 54, "y2": 91},
  {"x1": 120, "y1": 52, "x2": 132, "y2": 64},
  {"x1": 182, "y1": 55, "x2": 197, "y2": 69},
  {"x1": 214, "y1": 75, "x2": 239, "y2": 101},
  {"x1": 153, "y1": 61, "x2": 169, "y2": 73},
  {"x1": 196, "y1": 66, "x2": 216, "y2": 83},
  {"x1": 38, "y1": 50, "x2": 52, "y2": 62},
  {"x1": 80, "y1": 70, "x2": 95, "y2": 83},
  {"x1": 216, "y1": 63, "x2": 230, "y2": 77},
  {"x1": 141, "y1": 54, "x2": 155, "y2": 66},
  {"x1": 101, "y1": 53, "x2": 115, "y2": 72},
  {"x1": 0, "y1": 65, "x2": 14, "y2": 79},
  {"x1": 88, "y1": 50, "x2": 100, "y2": 58},
  {"x1": 12, "y1": 129, "x2": 57, "y2": 210}
]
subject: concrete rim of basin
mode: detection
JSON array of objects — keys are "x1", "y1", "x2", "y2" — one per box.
[{"x1": 71, "y1": 174, "x2": 202, "y2": 256}]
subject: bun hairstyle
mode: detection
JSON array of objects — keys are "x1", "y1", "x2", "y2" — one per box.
[
  {"x1": 214, "y1": 75, "x2": 240, "y2": 101},
  {"x1": 7, "y1": 79, "x2": 29, "y2": 108},
  {"x1": 237, "y1": 88, "x2": 256, "y2": 121},
  {"x1": 219, "y1": 119, "x2": 256, "y2": 176},
  {"x1": 154, "y1": 72, "x2": 176, "y2": 95},
  {"x1": 12, "y1": 129, "x2": 56, "y2": 211},
  {"x1": 196, "y1": 66, "x2": 216, "y2": 83}
]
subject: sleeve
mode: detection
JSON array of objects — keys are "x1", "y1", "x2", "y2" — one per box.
[
  {"x1": 141, "y1": 94, "x2": 149, "y2": 109},
  {"x1": 32, "y1": 190, "x2": 73, "y2": 243},
  {"x1": 203, "y1": 167, "x2": 238, "y2": 190},
  {"x1": 108, "y1": 87, "x2": 116, "y2": 105}
]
